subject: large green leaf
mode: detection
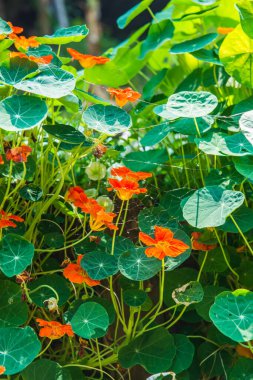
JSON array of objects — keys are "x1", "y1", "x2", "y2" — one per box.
[
  {"x1": 70, "y1": 302, "x2": 109, "y2": 339},
  {"x1": 196, "y1": 285, "x2": 227, "y2": 322},
  {"x1": 0, "y1": 280, "x2": 28, "y2": 327},
  {"x1": 22, "y1": 359, "x2": 72, "y2": 380},
  {"x1": 118, "y1": 328, "x2": 175, "y2": 374},
  {"x1": 240, "y1": 110, "x2": 253, "y2": 145},
  {"x1": 181, "y1": 186, "x2": 245, "y2": 228},
  {"x1": 0, "y1": 95, "x2": 48, "y2": 131},
  {"x1": 170, "y1": 116, "x2": 213, "y2": 135},
  {"x1": 123, "y1": 289, "x2": 147, "y2": 307},
  {"x1": 118, "y1": 247, "x2": 162, "y2": 281},
  {"x1": 235, "y1": 0, "x2": 253, "y2": 38},
  {"x1": 219, "y1": 25, "x2": 253, "y2": 87},
  {"x1": 15, "y1": 67, "x2": 76, "y2": 99},
  {"x1": 0, "y1": 57, "x2": 38, "y2": 85},
  {"x1": 81, "y1": 252, "x2": 118, "y2": 280},
  {"x1": 154, "y1": 91, "x2": 218, "y2": 119},
  {"x1": 171, "y1": 33, "x2": 217, "y2": 54},
  {"x1": 170, "y1": 334, "x2": 195, "y2": 374},
  {"x1": 123, "y1": 149, "x2": 168, "y2": 172},
  {"x1": 138, "y1": 206, "x2": 178, "y2": 234},
  {"x1": 140, "y1": 20, "x2": 174, "y2": 59},
  {"x1": 0, "y1": 18, "x2": 12, "y2": 34},
  {"x1": 209, "y1": 290, "x2": 253, "y2": 342},
  {"x1": 0, "y1": 326, "x2": 41, "y2": 375},
  {"x1": 141, "y1": 123, "x2": 170, "y2": 147},
  {"x1": 36, "y1": 25, "x2": 89, "y2": 44},
  {"x1": 220, "y1": 205, "x2": 253, "y2": 233},
  {"x1": 228, "y1": 358, "x2": 253, "y2": 379},
  {"x1": 43, "y1": 124, "x2": 88, "y2": 145},
  {"x1": 117, "y1": 0, "x2": 154, "y2": 29},
  {"x1": 0, "y1": 234, "x2": 34, "y2": 277},
  {"x1": 82, "y1": 104, "x2": 132, "y2": 136},
  {"x1": 233, "y1": 156, "x2": 253, "y2": 180},
  {"x1": 19, "y1": 185, "x2": 43, "y2": 202}
]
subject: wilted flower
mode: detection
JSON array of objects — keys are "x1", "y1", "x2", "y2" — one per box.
[
  {"x1": 44, "y1": 297, "x2": 59, "y2": 314},
  {"x1": 6, "y1": 145, "x2": 32, "y2": 163},
  {"x1": 12, "y1": 35, "x2": 40, "y2": 50},
  {"x1": 85, "y1": 162, "x2": 107, "y2": 181}
]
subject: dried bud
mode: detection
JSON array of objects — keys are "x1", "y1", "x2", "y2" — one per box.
[
  {"x1": 61, "y1": 258, "x2": 71, "y2": 267},
  {"x1": 16, "y1": 271, "x2": 32, "y2": 284},
  {"x1": 44, "y1": 297, "x2": 59, "y2": 314},
  {"x1": 93, "y1": 144, "x2": 107, "y2": 158}
]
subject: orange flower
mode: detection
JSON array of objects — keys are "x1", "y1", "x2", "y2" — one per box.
[
  {"x1": 10, "y1": 51, "x2": 53, "y2": 64},
  {"x1": 191, "y1": 232, "x2": 217, "y2": 251},
  {"x1": 36, "y1": 319, "x2": 74, "y2": 340},
  {"x1": 12, "y1": 35, "x2": 40, "y2": 50},
  {"x1": 0, "y1": 210, "x2": 24, "y2": 229},
  {"x1": 0, "y1": 366, "x2": 6, "y2": 375},
  {"x1": 139, "y1": 226, "x2": 189, "y2": 260},
  {"x1": 236, "y1": 344, "x2": 253, "y2": 359},
  {"x1": 6, "y1": 145, "x2": 32, "y2": 163},
  {"x1": 63, "y1": 255, "x2": 100, "y2": 286},
  {"x1": 65, "y1": 186, "x2": 88, "y2": 209},
  {"x1": 7, "y1": 21, "x2": 23, "y2": 37},
  {"x1": 107, "y1": 178, "x2": 147, "y2": 201},
  {"x1": 67, "y1": 48, "x2": 110, "y2": 68},
  {"x1": 217, "y1": 27, "x2": 234, "y2": 35},
  {"x1": 0, "y1": 155, "x2": 4, "y2": 165},
  {"x1": 111, "y1": 166, "x2": 152, "y2": 181},
  {"x1": 107, "y1": 87, "x2": 141, "y2": 107}
]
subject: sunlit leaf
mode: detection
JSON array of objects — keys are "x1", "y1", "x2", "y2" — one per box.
[
  {"x1": 171, "y1": 33, "x2": 217, "y2": 54},
  {"x1": 36, "y1": 25, "x2": 89, "y2": 44}
]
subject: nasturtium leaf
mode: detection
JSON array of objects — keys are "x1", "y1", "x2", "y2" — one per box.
[
  {"x1": 165, "y1": 230, "x2": 191, "y2": 271},
  {"x1": 138, "y1": 206, "x2": 178, "y2": 234},
  {"x1": 42, "y1": 124, "x2": 88, "y2": 145},
  {"x1": 123, "y1": 149, "x2": 168, "y2": 172},
  {"x1": 0, "y1": 39, "x2": 13, "y2": 52},
  {"x1": 160, "y1": 188, "x2": 194, "y2": 222},
  {"x1": 228, "y1": 358, "x2": 253, "y2": 379},
  {"x1": 0, "y1": 57, "x2": 38, "y2": 85},
  {"x1": 0, "y1": 280, "x2": 28, "y2": 327},
  {"x1": 143, "y1": 69, "x2": 167, "y2": 99},
  {"x1": 81, "y1": 252, "x2": 118, "y2": 280},
  {"x1": 181, "y1": 186, "x2": 245, "y2": 228},
  {"x1": 170, "y1": 116, "x2": 213, "y2": 136},
  {"x1": 191, "y1": 48, "x2": 221, "y2": 65},
  {"x1": 36, "y1": 25, "x2": 89, "y2": 44},
  {"x1": 240, "y1": 110, "x2": 253, "y2": 145},
  {"x1": 154, "y1": 91, "x2": 218, "y2": 119},
  {"x1": 206, "y1": 167, "x2": 244, "y2": 188},
  {"x1": 198, "y1": 248, "x2": 229, "y2": 273},
  {"x1": 27, "y1": 45, "x2": 61, "y2": 67},
  {"x1": 198, "y1": 341, "x2": 231, "y2": 378},
  {"x1": 219, "y1": 25, "x2": 253, "y2": 87},
  {"x1": 0, "y1": 234, "x2": 34, "y2": 277},
  {"x1": 140, "y1": 19, "x2": 174, "y2": 59},
  {"x1": 0, "y1": 95, "x2": 48, "y2": 131},
  {"x1": 29, "y1": 274, "x2": 70, "y2": 307},
  {"x1": 22, "y1": 359, "x2": 72, "y2": 380},
  {"x1": 235, "y1": 0, "x2": 253, "y2": 39},
  {"x1": 170, "y1": 334, "x2": 195, "y2": 374},
  {"x1": 141, "y1": 123, "x2": 170, "y2": 146},
  {"x1": 19, "y1": 185, "x2": 43, "y2": 202},
  {"x1": 0, "y1": 326, "x2": 41, "y2": 375},
  {"x1": 118, "y1": 328, "x2": 176, "y2": 374},
  {"x1": 0, "y1": 17, "x2": 12, "y2": 34},
  {"x1": 196, "y1": 286, "x2": 227, "y2": 322},
  {"x1": 172, "y1": 281, "x2": 204, "y2": 306},
  {"x1": 170, "y1": 33, "x2": 217, "y2": 54},
  {"x1": 15, "y1": 67, "x2": 76, "y2": 99},
  {"x1": 70, "y1": 302, "x2": 109, "y2": 339},
  {"x1": 164, "y1": 268, "x2": 198, "y2": 307},
  {"x1": 123, "y1": 289, "x2": 147, "y2": 307},
  {"x1": 118, "y1": 248, "x2": 162, "y2": 281},
  {"x1": 220, "y1": 205, "x2": 253, "y2": 233},
  {"x1": 117, "y1": 0, "x2": 154, "y2": 29},
  {"x1": 209, "y1": 290, "x2": 253, "y2": 342},
  {"x1": 233, "y1": 156, "x2": 253, "y2": 180},
  {"x1": 82, "y1": 104, "x2": 132, "y2": 136},
  {"x1": 44, "y1": 233, "x2": 64, "y2": 249},
  {"x1": 105, "y1": 236, "x2": 135, "y2": 258}
]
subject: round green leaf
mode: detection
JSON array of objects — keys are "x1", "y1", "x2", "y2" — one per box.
[
  {"x1": 123, "y1": 149, "x2": 168, "y2": 172},
  {"x1": 154, "y1": 91, "x2": 218, "y2": 119},
  {"x1": 228, "y1": 358, "x2": 253, "y2": 380},
  {"x1": 197, "y1": 248, "x2": 229, "y2": 273},
  {"x1": 0, "y1": 234, "x2": 34, "y2": 277},
  {"x1": 70, "y1": 302, "x2": 109, "y2": 339},
  {"x1": 82, "y1": 104, "x2": 132, "y2": 136},
  {"x1": 220, "y1": 205, "x2": 253, "y2": 233},
  {"x1": 172, "y1": 281, "x2": 204, "y2": 306},
  {"x1": 141, "y1": 123, "x2": 170, "y2": 147},
  {"x1": 22, "y1": 359, "x2": 72, "y2": 380},
  {"x1": 196, "y1": 285, "x2": 227, "y2": 322},
  {"x1": 240, "y1": 110, "x2": 253, "y2": 145},
  {"x1": 0, "y1": 57, "x2": 38, "y2": 85},
  {"x1": 0, "y1": 326, "x2": 41, "y2": 375},
  {"x1": 219, "y1": 25, "x2": 253, "y2": 87},
  {"x1": 19, "y1": 185, "x2": 43, "y2": 202},
  {"x1": 44, "y1": 233, "x2": 64, "y2": 249},
  {"x1": 170, "y1": 116, "x2": 213, "y2": 135},
  {"x1": 42, "y1": 124, "x2": 88, "y2": 145},
  {"x1": 123, "y1": 289, "x2": 147, "y2": 307},
  {"x1": 118, "y1": 247, "x2": 162, "y2": 281},
  {"x1": 0, "y1": 280, "x2": 28, "y2": 327},
  {"x1": 15, "y1": 67, "x2": 76, "y2": 99},
  {"x1": 171, "y1": 33, "x2": 217, "y2": 54},
  {"x1": 209, "y1": 290, "x2": 253, "y2": 342},
  {"x1": 234, "y1": 156, "x2": 253, "y2": 180},
  {"x1": 138, "y1": 206, "x2": 178, "y2": 234},
  {"x1": 118, "y1": 328, "x2": 176, "y2": 374},
  {"x1": 117, "y1": 0, "x2": 153, "y2": 29},
  {"x1": 170, "y1": 334, "x2": 195, "y2": 374},
  {"x1": 236, "y1": 0, "x2": 253, "y2": 39},
  {"x1": 29, "y1": 274, "x2": 70, "y2": 307},
  {"x1": 81, "y1": 252, "x2": 118, "y2": 280},
  {"x1": 0, "y1": 95, "x2": 48, "y2": 131},
  {"x1": 36, "y1": 25, "x2": 89, "y2": 44},
  {"x1": 181, "y1": 186, "x2": 245, "y2": 228}
]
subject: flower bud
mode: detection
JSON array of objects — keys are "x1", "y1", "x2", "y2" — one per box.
[
  {"x1": 96, "y1": 196, "x2": 114, "y2": 212},
  {"x1": 85, "y1": 162, "x2": 106, "y2": 181}
]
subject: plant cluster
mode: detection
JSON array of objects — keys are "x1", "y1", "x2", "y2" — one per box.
[{"x1": 0, "y1": 0, "x2": 253, "y2": 379}]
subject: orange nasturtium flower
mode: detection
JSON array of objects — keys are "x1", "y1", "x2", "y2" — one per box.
[
  {"x1": 191, "y1": 232, "x2": 217, "y2": 251},
  {"x1": 9, "y1": 51, "x2": 53, "y2": 64},
  {"x1": 107, "y1": 87, "x2": 141, "y2": 107},
  {"x1": 236, "y1": 343, "x2": 253, "y2": 359},
  {"x1": 8, "y1": 21, "x2": 23, "y2": 36},
  {"x1": 139, "y1": 226, "x2": 189, "y2": 260},
  {"x1": 107, "y1": 178, "x2": 147, "y2": 201},
  {"x1": 217, "y1": 27, "x2": 234, "y2": 35},
  {"x1": 65, "y1": 186, "x2": 88, "y2": 207},
  {"x1": 36, "y1": 319, "x2": 74, "y2": 340},
  {"x1": 0, "y1": 155, "x2": 4, "y2": 165},
  {"x1": 111, "y1": 166, "x2": 152, "y2": 181},
  {"x1": 67, "y1": 48, "x2": 110, "y2": 68},
  {"x1": 6, "y1": 145, "x2": 32, "y2": 163},
  {"x1": 63, "y1": 255, "x2": 100, "y2": 286},
  {"x1": 0, "y1": 210, "x2": 24, "y2": 229},
  {"x1": 0, "y1": 366, "x2": 6, "y2": 375},
  {"x1": 12, "y1": 35, "x2": 40, "y2": 50}
]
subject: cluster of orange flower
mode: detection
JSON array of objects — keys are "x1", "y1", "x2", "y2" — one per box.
[
  {"x1": 63, "y1": 254, "x2": 100, "y2": 286},
  {"x1": 36, "y1": 319, "x2": 74, "y2": 340},
  {"x1": 0, "y1": 210, "x2": 24, "y2": 229},
  {"x1": 0, "y1": 145, "x2": 32, "y2": 164},
  {"x1": 10, "y1": 51, "x2": 53, "y2": 65}
]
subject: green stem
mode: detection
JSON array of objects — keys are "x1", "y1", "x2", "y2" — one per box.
[
  {"x1": 230, "y1": 214, "x2": 253, "y2": 255},
  {"x1": 214, "y1": 228, "x2": 239, "y2": 281}
]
